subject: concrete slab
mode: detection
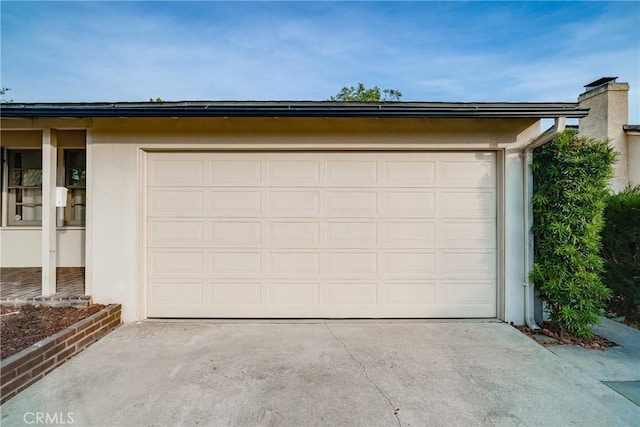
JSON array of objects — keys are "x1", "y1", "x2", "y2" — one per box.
[
  {"x1": 547, "y1": 318, "x2": 640, "y2": 382},
  {"x1": 604, "y1": 382, "x2": 640, "y2": 406},
  {"x1": 1, "y1": 321, "x2": 638, "y2": 426}
]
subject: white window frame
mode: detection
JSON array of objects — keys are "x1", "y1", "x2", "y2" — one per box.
[
  {"x1": 61, "y1": 148, "x2": 86, "y2": 226},
  {"x1": 6, "y1": 148, "x2": 43, "y2": 227}
]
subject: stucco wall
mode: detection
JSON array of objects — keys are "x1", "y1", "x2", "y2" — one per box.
[
  {"x1": 0, "y1": 228, "x2": 85, "y2": 267},
  {"x1": 578, "y1": 83, "x2": 630, "y2": 191},
  {"x1": 627, "y1": 134, "x2": 640, "y2": 187},
  {"x1": 87, "y1": 117, "x2": 539, "y2": 323},
  {"x1": 89, "y1": 142, "x2": 139, "y2": 318}
]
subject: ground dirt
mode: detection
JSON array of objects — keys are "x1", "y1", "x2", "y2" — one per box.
[
  {"x1": 622, "y1": 318, "x2": 640, "y2": 329},
  {"x1": 0, "y1": 304, "x2": 105, "y2": 360},
  {"x1": 515, "y1": 322, "x2": 616, "y2": 350},
  {"x1": 607, "y1": 297, "x2": 640, "y2": 330}
]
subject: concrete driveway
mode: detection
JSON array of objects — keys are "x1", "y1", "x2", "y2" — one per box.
[{"x1": 1, "y1": 320, "x2": 638, "y2": 426}]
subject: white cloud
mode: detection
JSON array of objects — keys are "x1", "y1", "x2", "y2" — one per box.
[{"x1": 1, "y1": 1, "x2": 638, "y2": 121}]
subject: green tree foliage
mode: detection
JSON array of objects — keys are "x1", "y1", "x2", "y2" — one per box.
[
  {"x1": 1, "y1": 87, "x2": 12, "y2": 103},
  {"x1": 601, "y1": 185, "x2": 640, "y2": 321},
  {"x1": 149, "y1": 97, "x2": 164, "y2": 103},
  {"x1": 530, "y1": 129, "x2": 617, "y2": 338},
  {"x1": 329, "y1": 83, "x2": 402, "y2": 101}
]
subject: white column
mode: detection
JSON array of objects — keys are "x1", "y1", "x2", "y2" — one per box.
[
  {"x1": 84, "y1": 128, "x2": 93, "y2": 296},
  {"x1": 42, "y1": 129, "x2": 57, "y2": 296}
]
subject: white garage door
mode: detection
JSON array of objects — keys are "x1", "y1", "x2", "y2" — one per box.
[{"x1": 146, "y1": 152, "x2": 496, "y2": 318}]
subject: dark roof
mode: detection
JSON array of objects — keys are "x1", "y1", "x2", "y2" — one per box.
[
  {"x1": 0, "y1": 101, "x2": 588, "y2": 119},
  {"x1": 584, "y1": 77, "x2": 618, "y2": 89}
]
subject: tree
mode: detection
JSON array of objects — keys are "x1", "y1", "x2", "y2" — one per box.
[
  {"x1": 329, "y1": 83, "x2": 402, "y2": 101},
  {"x1": 1, "y1": 87, "x2": 12, "y2": 103},
  {"x1": 530, "y1": 129, "x2": 617, "y2": 338}
]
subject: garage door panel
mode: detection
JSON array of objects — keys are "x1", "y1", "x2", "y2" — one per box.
[
  {"x1": 384, "y1": 252, "x2": 436, "y2": 275},
  {"x1": 210, "y1": 221, "x2": 262, "y2": 247},
  {"x1": 438, "y1": 281, "x2": 496, "y2": 306},
  {"x1": 210, "y1": 191, "x2": 262, "y2": 216},
  {"x1": 326, "y1": 191, "x2": 378, "y2": 217},
  {"x1": 384, "y1": 191, "x2": 436, "y2": 217},
  {"x1": 384, "y1": 161, "x2": 436, "y2": 186},
  {"x1": 210, "y1": 282, "x2": 261, "y2": 305},
  {"x1": 269, "y1": 160, "x2": 321, "y2": 185},
  {"x1": 149, "y1": 190, "x2": 205, "y2": 217},
  {"x1": 441, "y1": 191, "x2": 495, "y2": 218},
  {"x1": 150, "y1": 281, "x2": 204, "y2": 305},
  {"x1": 268, "y1": 282, "x2": 320, "y2": 304},
  {"x1": 268, "y1": 221, "x2": 320, "y2": 247},
  {"x1": 383, "y1": 222, "x2": 436, "y2": 247},
  {"x1": 210, "y1": 160, "x2": 262, "y2": 186},
  {"x1": 441, "y1": 251, "x2": 496, "y2": 277},
  {"x1": 269, "y1": 252, "x2": 320, "y2": 275},
  {"x1": 326, "y1": 252, "x2": 378, "y2": 275},
  {"x1": 149, "y1": 251, "x2": 204, "y2": 277},
  {"x1": 210, "y1": 252, "x2": 262, "y2": 275},
  {"x1": 149, "y1": 159, "x2": 205, "y2": 186},
  {"x1": 270, "y1": 191, "x2": 320, "y2": 217},
  {"x1": 326, "y1": 222, "x2": 378, "y2": 247},
  {"x1": 326, "y1": 282, "x2": 377, "y2": 305},
  {"x1": 149, "y1": 220, "x2": 205, "y2": 247},
  {"x1": 147, "y1": 152, "x2": 497, "y2": 318},
  {"x1": 441, "y1": 158, "x2": 495, "y2": 188},
  {"x1": 441, "y1": 220, "x2": 496, "y2": 249},
  {"x1": 327, "y1": 160, "x2": 378, "y2": 186},
  {"x1": 384, "y1": 282, "x2": 436, "y2": 305}
]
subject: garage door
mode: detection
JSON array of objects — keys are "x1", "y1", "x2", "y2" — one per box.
[{"x1": 146, "y1": 152, "x2": 496, "y2": 318}]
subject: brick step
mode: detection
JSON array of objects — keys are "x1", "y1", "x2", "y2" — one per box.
[{"x1": 0, "y1": 295, "x2": 92, "y2": 308}]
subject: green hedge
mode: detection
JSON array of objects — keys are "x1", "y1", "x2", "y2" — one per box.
[
  {"x1": 530, "y1": 129, "x2": 617, "y2": 338},
  {"x1": 601, "y1": 185, "x2": 640, "y2": 321}
]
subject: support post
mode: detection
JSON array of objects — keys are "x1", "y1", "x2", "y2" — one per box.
[
  {"x1": 84, "y1": 128, "x2": 92, "y2": 296},
  {"x1": 42, "y1": 129, "x2": 57, "y2": 296}
]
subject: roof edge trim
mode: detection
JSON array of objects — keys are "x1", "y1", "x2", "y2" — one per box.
[{"x1": 0, "y1": 101, "x2": 588, "y2": 119}]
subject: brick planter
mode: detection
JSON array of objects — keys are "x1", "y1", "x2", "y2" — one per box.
[{"x1": 0, "y1": 304, "x2": 121, "y2": 404}]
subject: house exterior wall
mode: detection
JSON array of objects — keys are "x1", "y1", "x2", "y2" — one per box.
[
  {"x1": 0, "y1": 130, "x2": 86, "y2": 267},
  {"x1": 85, "y1": 117, "x2": 539, "y2": 322},
  {"x1": 0, "y1": 228, "x2": 84, "y2": 267},
  {"x1": 578, "y1": 82, "x2": 630, "y2": 191},
  {"x1": 627, "y1": 133, "x2": 640, "y2": 186}
]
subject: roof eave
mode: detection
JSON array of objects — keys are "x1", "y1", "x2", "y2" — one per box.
[{"x1": 0, "y1": 103, "x2": 589, "y2": 119}]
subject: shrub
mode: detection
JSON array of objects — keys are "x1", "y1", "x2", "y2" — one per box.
[
  {"x1": 530, "y1": 129, "x2": 617, "y2": 338},
  {"x1": 601, "y1": 185, "x2": 640, "y2": 321}
]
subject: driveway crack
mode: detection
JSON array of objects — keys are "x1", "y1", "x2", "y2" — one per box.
[{"x1": 325, "y1": 323, "x2": 402, "y2": 427}]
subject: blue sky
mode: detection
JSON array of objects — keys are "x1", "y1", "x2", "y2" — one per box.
[{"x1": 2, "y1": 1, "x2": 639, "y2": 121}]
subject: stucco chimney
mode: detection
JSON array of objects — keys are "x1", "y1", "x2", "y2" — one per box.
[{"x1": 578, "y1": 77, "x2": 630, "y2": 191}]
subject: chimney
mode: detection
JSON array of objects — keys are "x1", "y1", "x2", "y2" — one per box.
[{"x1": 578, "y1": 77, "x2": 630, "y2": 191}]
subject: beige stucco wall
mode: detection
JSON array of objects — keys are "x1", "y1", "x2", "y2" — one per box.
[
  {"x1": 578, "y1": 83, "x2": 630, "y2": 191},
  {"x1": 0, "y1": 130, "x2": 42, "y2": 147},
  {"x1": 86, "y1": 117, "x2": 539, "y2": 153},
  {"x1": 628, "y1": 133, "x2": 640, "y2": 186},
  {"x1": 0, "y1": 129, "x2": 86, "y2": 147},
  {"x1": 0, "y1": 228, "x2": 85, "y2": 267},
  {"x1": 84, "y1": 116, "x2": 539, "y2": 322}
]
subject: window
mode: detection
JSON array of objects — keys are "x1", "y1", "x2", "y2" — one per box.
[
  {"x1": 63, "y1": 150, "x2": 86, "y2": 226},
  {"x1": 5, "y1": 149, "x2": 86, "y2": 227},
  {"x1": 8, "y1": 150, "x2": 42, "y2": 226}
]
